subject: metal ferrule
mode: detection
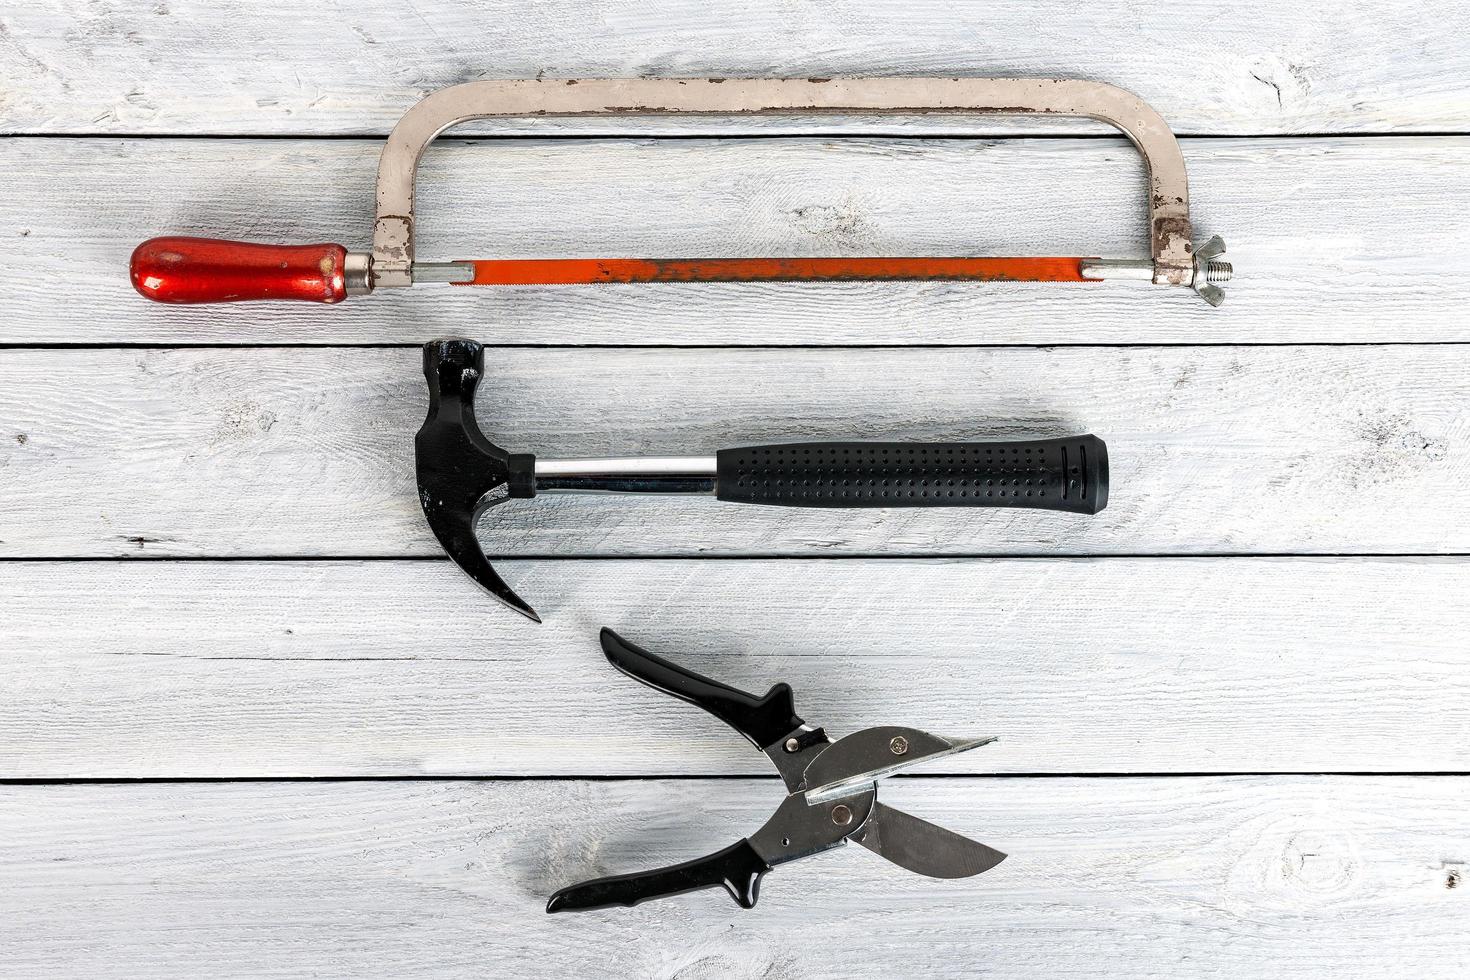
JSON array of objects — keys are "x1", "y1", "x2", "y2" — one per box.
[
  {"x1": 343, "y1": 252, "x2": 374, "y2": 295},
  {"x1": 533, "y1": 456, "x2": 718, "y2": 495}
]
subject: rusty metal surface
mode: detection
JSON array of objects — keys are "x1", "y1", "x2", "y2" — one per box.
[
  {"x1": 370, "y1": 77, "x2": 1195, "y2": 289},
  {"x1": 458, "y1": 256, "x2": 1091, "y2": 286}
]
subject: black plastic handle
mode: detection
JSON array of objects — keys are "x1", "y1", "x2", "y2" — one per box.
[
  {"x1": 599, "y1": 628, "x2": 803, "y2": 751},
  {"x1": 546, "y1": 839, "x2": 771, "y2": 913},
  {"x1": 716, "y1": 435, "x2": 1106, "y2": 514}
]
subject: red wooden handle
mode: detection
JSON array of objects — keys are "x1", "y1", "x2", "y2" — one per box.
[{"x1": 130, "y1": 237, "x2": 350, "y2": 304}]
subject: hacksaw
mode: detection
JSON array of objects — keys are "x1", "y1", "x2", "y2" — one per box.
[{"x1": 130, "y1": 77, "x2": 1232, "y2": 307}]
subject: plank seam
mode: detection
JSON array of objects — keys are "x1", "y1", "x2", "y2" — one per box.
[
  {"x1": 6, "y1": 342, "x2": 1470, "y2": 353},
  {"x1": 2, "y1": 553, "x2": 1467, "y2": 563},
  {"x1": 6, "y1": 131, "x2": 1470, "y2": 142},
  {"x1": 4, "y1": 772, "x2": 1468, "y2": 786}
]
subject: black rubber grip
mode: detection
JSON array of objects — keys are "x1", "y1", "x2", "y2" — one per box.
[
  {"x1": 599, "y1": 628, "x2": 803, "y2": 751},
  {"x1": 546, "y1": 839, "x2": 771, "y2": 912},
  {"x1": 716, "y1": 435, "x2": 1107, "y2": 514}
]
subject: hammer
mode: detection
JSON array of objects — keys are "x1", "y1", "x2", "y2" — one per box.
[{"x1": 417, "y1": 339, "x2": 1109, "y2": 621}]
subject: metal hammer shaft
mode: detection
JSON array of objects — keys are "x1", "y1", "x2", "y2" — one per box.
[
  {"x1": 534, "y1": 457, "x2": 717, "y2": 494},
  {"x1": 534, "y1": 440, "x2": 1106, "y2": 513}
]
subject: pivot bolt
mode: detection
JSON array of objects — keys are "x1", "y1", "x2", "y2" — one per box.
[
  {"x1": 784, "y1": 737, "x2": 801, "y2": 753},
  {"x1": 831, "y1": 804, "x2": 853, "y2": 826},
  {"x1": 890, "y1": 736, "x2": 909, "y2": 756}
]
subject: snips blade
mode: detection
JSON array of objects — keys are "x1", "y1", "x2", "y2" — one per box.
[
  {"x1": 854, "y1": 802, "x2": 1006, "y2": 879},
  {"x1": 802, "y1": 726, "x2": 996, "y2": 805}
]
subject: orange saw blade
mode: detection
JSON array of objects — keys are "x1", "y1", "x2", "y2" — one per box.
[{"x1": 454, "y1": 256, "x2": 1091, "y2": 286}]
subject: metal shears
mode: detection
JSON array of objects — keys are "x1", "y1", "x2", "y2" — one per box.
[{"x1": 547, "y1": 629, "x2": 1007, "y2": 912}]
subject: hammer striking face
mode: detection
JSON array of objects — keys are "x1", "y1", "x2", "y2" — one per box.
[{"x1": 415, "y1": 339, "x2": 1109, "y2": 622}]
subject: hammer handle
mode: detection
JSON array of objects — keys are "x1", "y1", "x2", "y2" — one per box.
[{"x1": 716, "y1": 435, "x2": 1106, "y2": 514}]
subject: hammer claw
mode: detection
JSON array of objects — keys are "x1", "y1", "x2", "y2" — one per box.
[{"x1": 449, "y1": 534, "x2": 541, "y2": 622}]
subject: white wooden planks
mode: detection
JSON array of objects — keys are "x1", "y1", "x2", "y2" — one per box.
[
  {"x1": 4, "y1": 136, "x2": 1470, "y2": 344},
  {"x1": 5, "y1": 1, "x2": 1469, "y2": 136},
  {"x1": 3, "y1": 558, "x2": 1466, "y2": 777},
  {"x1": 5, "y1": 2, "x2": 1469, "y2": 975},
  {"x1": 2, "y1": 777, "x2": 1465, "y2": 978},
  {"x1": 1, "y1": 345, "x2": 1465, "y2": 558}
]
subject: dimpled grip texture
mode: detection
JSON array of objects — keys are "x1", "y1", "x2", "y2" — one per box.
[{"x1": 716, "y1": 435, "x2": 1107, "y2": 514}]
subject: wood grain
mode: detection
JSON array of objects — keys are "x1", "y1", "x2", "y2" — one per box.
[
  {"x1": 1, "y1": 345, "x2": 1465, "y2": 558},
  {"x1": 5, "y1": 136, "x2": 1470, "y2": 343},
  {"x1": 4, "y1": 1, "x2": 1468, "y2": 136},
  {"x1": 3, "y1": 4, "x2": 1466, "y2": 977},
  {"x1": 2, "y1": 777, "x2": 1466, "y2": 978},
  {"x1": 3, "y1": 557, "x2": 1466, "y2": 777}
]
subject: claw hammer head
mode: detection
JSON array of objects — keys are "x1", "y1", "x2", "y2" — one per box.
[{"x1": 415, "y1": 339, "x2": 540, "y2": 621}]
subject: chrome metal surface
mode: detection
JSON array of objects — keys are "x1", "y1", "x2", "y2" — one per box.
[
  {"x1": 343, "y1": 252, "x2": 373, "y2": 295},
  {"x1": 411, "y1": 261, "x2": 476, "y2": 284},
  {"x1": 889, "y1": 736, "x2": 909, "y2": 756},
  {"x1": 748, "y1": 789, "x2": 874, "y2": 867},
  {"x1": 803, "y1": 727, "x2": 997, "y2": 805},
  {"x1": 1079, "y1": 257, "x2": 1156, "y2": 281},
  {"x1": 370, "y1": 77, "x2": 1196, "y2": 288},
  {"x1": 855, "y1": 801, "x2": 1008, "y2": 879},
  {"x1": 534, "y1": 456, "x2": 717, "y2": 494}
]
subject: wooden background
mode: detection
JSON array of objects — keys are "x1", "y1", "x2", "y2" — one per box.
[{"x1": 2, "y1": 2, "x2": 1468, "y2": 976}]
